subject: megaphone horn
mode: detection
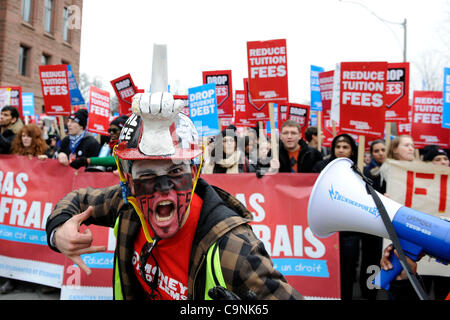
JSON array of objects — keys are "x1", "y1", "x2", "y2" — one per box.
[{"x1": 307, "y1": 158, "x2": 450, "y2": 291}]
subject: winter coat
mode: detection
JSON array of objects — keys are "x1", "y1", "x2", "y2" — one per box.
[
  {"x1": 58, "y1": 134, "x2": 101, "y2": 159},
  {"x1": 279, "y1": 138, "x2": 323, "y2": 173}
]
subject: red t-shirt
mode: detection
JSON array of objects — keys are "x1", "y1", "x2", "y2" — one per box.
[
  {"x1": 132, "y1": 193, "x2": 202, "y2": 300},
  {"x1": 288, "y1": 147, "x2": 301, "y2": 173}
]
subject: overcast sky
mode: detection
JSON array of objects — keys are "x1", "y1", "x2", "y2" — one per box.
[{"x1": 79, "y1": 0, "x2": 449, "y2": 103}]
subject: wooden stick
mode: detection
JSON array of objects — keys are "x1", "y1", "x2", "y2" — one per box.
[
  {"x1": 59, "y1": 116, "x2": 66, "y2": 139},
  {"x1": 268, "y1": 103, "x2": 279, "y2": 161},
  {"x1": 317, "y1": 111, "x2": 322, "y2": 152},
  {"x1": 357, "y1": 135, "x2": 365, "y2": 172},
  {"x1": 385, "y1": 121, "x2": 392, "y2": 150}
]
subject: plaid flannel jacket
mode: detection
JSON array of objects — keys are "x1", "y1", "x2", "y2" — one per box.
[{"x1": 46, "y1": 178, "x2": 303, "y2": 300}]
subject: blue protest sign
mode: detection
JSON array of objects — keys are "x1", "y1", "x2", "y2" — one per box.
[
  {"x1": 443, "y1": 67, "x2": 450, "y2": 128},
  {"x1": 67, "y1": 65, "x2": 85, "y2": 106},
  {"x1": 188, "y1": 83, "x2": 219, "y2": 137},
  {"x1": 310, "y1": 65, "x2": 324, "y2": 111},
  {"x1": 21, "y1": 92, "x2": 35, "y2": 116}
]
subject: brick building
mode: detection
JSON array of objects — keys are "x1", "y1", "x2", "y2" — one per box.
[{"x1": 0, "y1": 0, "x2": 83, "y2": 114}]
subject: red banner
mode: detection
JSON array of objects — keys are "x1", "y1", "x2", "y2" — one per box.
[
  {"x1": 385, "y1": 62, "x2": 410, "y2": 122},
  {"x1": 87, "y1": 86, "x2": 110, "y2": 135},
  {"x1": 202, "y1": 70, "x2": 233, "y2": 120},
  {"x1": 0, "y1": 155, "x2": 340, "y2": 300},
  {"x1": 340, "y1": 62, "x2": 387, "y2": 140},
  {"x1": 246, "y1": 39, "x2": 289, "y2": 121},
  {"x1": 244, "y1": 78, "x2": 269, "y2": 123},
  {"x1": 411, "y1": 91, "x2": 449, "y2": 148},
  {"x1": 110, "y1": 74, "x2": 137, "y2": 116},
  {"x1": 39, "y1": 65, "x2": 72, "y2": 116}
]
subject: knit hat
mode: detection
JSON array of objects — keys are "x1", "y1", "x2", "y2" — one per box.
[
  {"x1": 110, "y1": 115, "x2": 129, "y2": 129},
  {"x1": 69, "y1": 109, "x2": 88, "y2": 129},
  {"x1": 423, "y1": 147, "x2": 448, "y2": 162}
]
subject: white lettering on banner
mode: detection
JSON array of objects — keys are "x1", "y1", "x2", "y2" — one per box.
[
  {"x1": 342, "y1": 71, "x2": 385, "y2": 81},
  {"x1": 414, "y1": 113, "x2": 441, "y2": 124},
  {"x1": 206, "y1": 76, "x2": 227, "y2": 85},
  {"x1": 90, "y1": 104, "x2": 109, "y2": 117},
  {"x1": 235, "y1": 192, "x2": 325, "y2": 258},
  {"x1": 0, "y1": 171, "x2": 28, "y2": 197},
  {"x1": 43, "y1": 85, "x2": 68, "y2": 96},
  {"x1": 250, "y1": 65, "x2": 286, "y2": 79},
  {"x1": 0, "y1": 171, "x2": 52, "y2": 229},
  {"x1": 115, "y1": 79, "x2": 131, "y2": 91},
  {"x1": 387, "y1": 69, "x2": 404, "y2": 81},
  {"x1": 342, "y1": 92, "x2": 383, "y2": 107}
]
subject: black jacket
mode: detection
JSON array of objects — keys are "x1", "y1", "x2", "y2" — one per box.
[
  {"x1": 58, "y1": 135, "x2": 101, "y2": 159},
  {"x1": 279, "y1": 138, "x2": 323, "y2": 173},
  {"x1": 0, "y1": 128, "x2": 16, "y2": 154},
  {"x1": 312, "y1": 133, "x2": 358, "y2": 173}
]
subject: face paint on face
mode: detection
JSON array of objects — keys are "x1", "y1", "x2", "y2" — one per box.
[{"x1": 130, "y1": 160, "x2": 194, "y2": 240}]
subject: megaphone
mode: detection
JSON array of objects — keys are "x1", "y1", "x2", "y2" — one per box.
[{"x1": 307, "y1": 158, "x2": 450, "y2": 291}]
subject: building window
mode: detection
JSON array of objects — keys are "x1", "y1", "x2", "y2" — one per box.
[
  {"x1": 62, "y1": 7, "x2": 70, "y2": 42},
  {"x1": 22, "y1": 0, "x2": 32, "y2": 23},
  {"x1": 43, "y1": 0, "x2": 53, "y2": 33},
  {"x1": 41, "y1": 53, "x2": 51, "y2": 65},
  {"x1": 19, "y1": 45, "x2": 30, "y2": 76}
]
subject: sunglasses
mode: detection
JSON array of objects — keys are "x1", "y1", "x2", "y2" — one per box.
[{"x1": 108, "y1": 128, "x2": 120, "y2": 134}]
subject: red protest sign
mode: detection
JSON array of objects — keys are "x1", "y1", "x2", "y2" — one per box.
[
  {"x1": 39, "y1": 65, "x2": 71, "y2": 116},
  {"x1": 246, "y1": 39, "x2": 289, "y2": 121},
  {"x1": 87, "y1": 86, "x2": 110, "y2": 135},
  {"x1": 318, "y1": 71, "x2": 334, "y2": 114},
  {"x1": 110, "y1": 74, "x2": 137, "y2": 116},
  {"x1": 340, "y1": 62, "x2": 387, "y2": 139},
  {"x1": 385, "y1": 62, "x2": 410, "y2": 122},
  {"x1": 244, "y1": 78, "x2": 269, "y2": 122},
  {"x1": 398, "y1": 109, "x2": 412, "y2": 135},
  {"x1": 202, "y1": 70, "x2": 233, "y2": 120},
  {"x1": 411, "y1": 91, "x2": 449, "y2": 148},
  {"x1": 234, "y1": 89, "x2": 254, "y2": 128},
  {"x1": 278, "y1": 103, "x2": 310, "y2": 138}
]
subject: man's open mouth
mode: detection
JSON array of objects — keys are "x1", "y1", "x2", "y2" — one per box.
[{"x1": 155, "y1": 200, "x2": 175, "y2": 222}]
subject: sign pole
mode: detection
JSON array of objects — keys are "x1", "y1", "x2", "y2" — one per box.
[
  {"x1": 268, "y1": 103, "x2": 279, "y2": 162},
  {"x1": 357, "y1": 135, "x2": 365, "y2": 172}
]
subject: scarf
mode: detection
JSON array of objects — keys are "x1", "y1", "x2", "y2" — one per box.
[{"x1": 69, "y1": 131, "x2": 86, "y2": 154}]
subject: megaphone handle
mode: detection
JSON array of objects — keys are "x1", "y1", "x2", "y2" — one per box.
[{"x1": 373, "y1": 253, "x2": 403, "y2": 290}]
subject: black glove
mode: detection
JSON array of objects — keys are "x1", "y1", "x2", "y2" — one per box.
[
  {"x1": 69, "y1": 157, "x2": 88, "y2": 169},
  {"x1": 208, "y1": 286, "x2": 257, "y2": 300}
]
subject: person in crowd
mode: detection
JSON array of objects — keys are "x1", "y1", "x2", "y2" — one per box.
[
  {"x1": 312, "y1": 133, "x2": 360, "y2": 300},
  {"x1": 69, "y1": 115, "x2": 129, "y2": 171},
  {"x1": 45, "y1": 133, "x2": 61, "y2": 159},
  {"x1": 364, "y1": 152, "x2": 372, "y2": 165},
  {"x1": 423, "y1": 147, "x2": 449, "y2": 167},
  {"x1": 202, "y1": 125, "x2": 255, "y2": 174},
  {"x1": 0, "y1": 106, "x2": 24, "y2": 154},
  {"x1": 304, "y1": 126, "x2": 328, "y2": 156},
  {"x1": 11, "y1": 124, "x2": 48, "y2": 160},
  {"x1": 45, "y1": 91, "x2": 303, "y2": 300},
  {"x1": 360, "y1": 139, "x2": 387, "y2": 300},
  {"x1": 386, "y1": 134, "x2": 416, "y2": 161},
  {"x1": 255, "y1": 135, "x2": 280, "y2": 177},
  {"x1": 279, "y1": 120, "x2": 322, "y2": 173},
  {"x1": 57, "y1": 109, "x2": 100, "y2": 166}
]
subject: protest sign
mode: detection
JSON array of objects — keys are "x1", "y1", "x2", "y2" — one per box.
[
  {"x1": 310, "y1": 65, "x2": 324, "y2": 111},
  {"x1": 234, "y1": 89, "x2": 254, "y2": 127},
  {"x1": 319, "y1": 70, "x2": 337, "y2": 147},
  {"x1": 21, "y1": 92, "x2": 35, "y2": 117},
  {"x1": 202, "y1": 70, "x2": 233, "y2": 120},
  {"x1": 397, "y1": 109, "x2": 412, "y2": 136},
  {"x1": 443, "y1": 67, "x2": 450, "y2": 129},
  {"x1": 385, "y1": 62, "x2": 409, "y2": 122},
  {"x1": 411, "y1": 91, "x2": 449, "y2": 148},
  {"x1": 67, "y1": 65, "x2": 85, "y2": 106},
  {"x1": 39, "y1": 65, "x2": 71, "y2": 116},
  {"x1": 110, "y1": 74, "x2": 137, "y2": 116},
  {"x1": 0, "y1": 86, "x2": 23, "y2": 117},
  {"x1": 279, "y1": 103, "x2": 310, "y2": 138},
  {"x1": 246, "y1": 39, "x2": 288, "y2": 121},
  {"x1": 381, "y1": 159, "x2": 450, "y2": 276},
  {"x1": 188, "y1": 83, "x2": 220, "y2": 137},
  {"x1": 87, "y1": 86, "x2": 110, "y2": 135},
  {"x1": 243, "y1": 78, "x2": 269, "y2": 122},
  {"x1": 339, "y1": 62, "x2": 387, "y2": 140}
]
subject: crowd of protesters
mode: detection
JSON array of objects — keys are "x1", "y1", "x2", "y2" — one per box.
[{"x1": 0, "y1": 104, "x2": 449, "y2": 299}]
